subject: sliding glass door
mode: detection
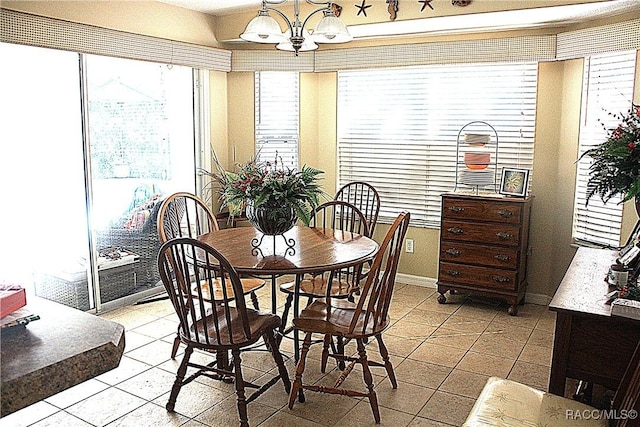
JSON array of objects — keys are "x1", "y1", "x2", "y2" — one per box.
[{"x1": 0, "y1": 42, "x2": 199, "y2": 312}]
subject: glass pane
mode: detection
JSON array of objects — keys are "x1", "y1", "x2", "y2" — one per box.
[
  {"x1": 0, "y1": 43, "x2": 91, "y2": 309},
  {"x1": 86, "y1": 55, "x2": 195, "y2": 305}
]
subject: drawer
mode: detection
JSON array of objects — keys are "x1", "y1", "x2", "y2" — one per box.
[
  {"x1": 439, "y1": 241, "x2": 519, "y2": 269},
  {"x1": 438, "y1": 262, "x2": 518, "y2": 291},
  {"x1": 441, "y1": 219, "x2": 521, "y2": 246},
  {"x1": 442, "y1": 197, "x2": 522, "y2": 224}
]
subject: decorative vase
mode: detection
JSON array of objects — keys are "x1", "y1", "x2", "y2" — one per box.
[{"x1": 245, "y1": 200, "x2": 297, "y2": 236}]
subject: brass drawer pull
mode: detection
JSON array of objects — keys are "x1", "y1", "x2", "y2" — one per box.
[
  {"x1": 446, "y1": 248, "x2": 462, "y2": 257},
  {"x1": 492, "y1": 275, "x2": 511, "y2": 283},
  {"x1": 448, "y1": 206, "x2": 465, "y2": 213},
  {"x1": 446, "y1": 270, "x2": 461, "y2": 277},
  {"x1": 496, "y1": 232, "x2": 514, "y2": 240},
  {"x1": 498, "y1": 209, "x2": 513, "y2": 218},
  {"x1": 447, "y1": 227, "x2": 464, "y2": 235},
  {"x1": 494, "y1": 254, "x2": 510, "y2": 262}
]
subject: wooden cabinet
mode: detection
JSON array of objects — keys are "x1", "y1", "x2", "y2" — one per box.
[{"x1": 437, "y1": 193, "x2": 533, "y2": 315}]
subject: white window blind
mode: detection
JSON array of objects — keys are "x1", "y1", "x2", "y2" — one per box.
[
  {"x1": 573, "y1": 51, "x2": 637, "y2": 247},
  {"x1": 255, "y1": 72, "x2": 299, "y2": 169},
  {"x1": 337, "y1": 63, "x2": 538, "y2": 227}
]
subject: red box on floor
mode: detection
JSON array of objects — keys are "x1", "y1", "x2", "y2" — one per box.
[{"x1": 0, "y1": 287, "x2": 27, "y2": 318}]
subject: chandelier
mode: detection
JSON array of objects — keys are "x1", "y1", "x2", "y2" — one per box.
[{"x1": 240, "y1": 0, "x2": 352, "y2": 55}]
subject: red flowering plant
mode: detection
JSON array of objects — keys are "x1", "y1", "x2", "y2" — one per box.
[
  {"x1": 213, "y1": 155, "x2": 324, "y2": 226},
  {"x1": 580, "y1": 103, "x2": 640, "y2": 205}
]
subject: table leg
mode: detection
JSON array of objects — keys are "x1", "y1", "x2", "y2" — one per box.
[
  {"x1": 271, "y1": 275, "x2": 277, "y2": 314},
  {"x1": 293, "y1": 273, "x2": 302, "y2": 362},
  {"x1": 549, "y1": 311, "x2": 572, "y2": 396}
]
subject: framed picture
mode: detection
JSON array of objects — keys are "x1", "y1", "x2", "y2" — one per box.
[{"x1": 499, "y1": 168, "x2": 529, "y2": 197}]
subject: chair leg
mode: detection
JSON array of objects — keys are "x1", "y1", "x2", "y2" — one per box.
[
  {"x1": 280, "y1": 293, "x2": 293, "y2": 335},
  {"x1": 265, "y1": 329, "x2": 291, "y2": 393},
  {"x1": 166, "y1": 345, "x2": 193, "y2": 412},
  {"x1": 231, "y1": 348, "x2": 249, "y2": 427},
  {"x1": 250, "y1": 291, "x2": 259, "y2": 310},
  {"x1": 170, "y1": 334, "x2": 181, "y2": 359},
  {"x1": 357, "y1": 338, "x2": 380, "y2": 424},
  {"x1": 289, "y1": 332, "x2": 312, "y2": 409},
  {"x1": 376, "y1": 334, "x2": 397, "y2": 389},
  {"x1": 321, "y1": 334, "x2": 331, "y2": 373}
]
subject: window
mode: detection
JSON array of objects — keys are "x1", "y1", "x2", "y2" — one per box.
[
  {"x1": 337, "y1": 63, "x2": 538, "y2": 226},
  {"x1": 255, "y1": 72, "x2": 299, "y2": 169},
  {"x1": 573, "y1": 51, "x2": 637, "y2": 247}
]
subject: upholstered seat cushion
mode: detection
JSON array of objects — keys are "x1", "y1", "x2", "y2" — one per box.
[{"x1": 464, "y1": 377, "x2": 608, "y2": 427}]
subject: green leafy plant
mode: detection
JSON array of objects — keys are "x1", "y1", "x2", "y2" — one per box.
[
  {"x1": 580, "y1": 103, "x2": 640, "y2": 205},
  {"x1": 212, "y1": 155, "x2": 325, "y2": 226}
]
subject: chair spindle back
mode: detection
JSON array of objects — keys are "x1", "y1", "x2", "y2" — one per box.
[
  {"x1": 348, "y1": 211, "x2": 410, "y2": 336},
  {"x1": 334, "y1": 182, "x2": 381, "y2": 238},
  {"x1": 158, "y1": 192, "x2": 217, "y2": 243}
]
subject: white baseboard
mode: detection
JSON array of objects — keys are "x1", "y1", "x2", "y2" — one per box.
[{"x1": 395, "y1": 273, "x2": 552, "y2": 306}]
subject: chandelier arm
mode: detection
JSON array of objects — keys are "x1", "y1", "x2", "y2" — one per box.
[
  {"x1": 263, "y1": 5, "x2": 295, "y2": 34},
  {"x1": 306, "y1": 0, "x2": 333, "y2": 5}
]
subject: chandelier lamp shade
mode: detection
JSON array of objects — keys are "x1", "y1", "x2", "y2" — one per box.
[{"x1": 240, "y1": 0, "x2": 352, "y2": 55}]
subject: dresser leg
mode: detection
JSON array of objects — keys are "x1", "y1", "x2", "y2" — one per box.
[
  {"x1": 508, "y1": 304, "x2": 518, "y2": 316},
  {"x1": 437, "y1": 293, "x2": 447, "y2": 304}
]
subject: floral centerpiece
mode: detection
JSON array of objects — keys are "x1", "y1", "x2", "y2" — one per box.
[
  {"x1": 580, "y1": 103, "x2": 640, "y2": 206},
  {"x1": 213, "y1": 156, "x2": 325, "y2": 235}
]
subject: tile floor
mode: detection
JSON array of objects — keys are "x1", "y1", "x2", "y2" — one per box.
[{"x1": 0, "y1": 283, "x2": 557, "y2": 427}]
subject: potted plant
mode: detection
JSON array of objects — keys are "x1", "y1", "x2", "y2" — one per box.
[
  {"x1": 212, "y1": 155, "x2": 325, "y2": 235},
  {"x1": 580, "y1": 103, "x2": 640, "y2": 208}
]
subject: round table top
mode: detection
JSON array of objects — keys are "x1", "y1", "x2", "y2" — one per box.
[{"x1": 197, "y1": 225, "x2": 378, "y2": 275}]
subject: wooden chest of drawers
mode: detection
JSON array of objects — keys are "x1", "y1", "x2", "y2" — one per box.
[{"x1": 437, "y1": 193, "x2": 533, "y2": 315}]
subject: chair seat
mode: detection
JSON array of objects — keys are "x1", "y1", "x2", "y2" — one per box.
[
  {"x1": 292, "y1": 298, "x2": 389, "y2": 338},
  {"x1": 279, "y1": 275, "x2": 352, "y2": 299},
  {"x1": 189, "y1": 306, "x2": 281, "y2": 347},
  {"x1": 197, "y1": 278, "x2": 265, "y2": 301},
  {"x1": 463, "y1": 377, "x2": 608, "y2": 427}
]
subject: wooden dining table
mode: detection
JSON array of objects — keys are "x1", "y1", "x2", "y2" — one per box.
[{"x1": 197, "y1": 225, "x2": 379, "y2": 360}]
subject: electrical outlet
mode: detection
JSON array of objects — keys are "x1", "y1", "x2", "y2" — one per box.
[{"x1": 406, "y1": 239, "x2": 414, "y2": 253}]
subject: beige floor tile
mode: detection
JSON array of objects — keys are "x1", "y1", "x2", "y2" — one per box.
[
  {"x1": 259, "y1": 410, "x2": 325, "y2": 427},
  {"x1": 195, "y1": 395, "x2": 277, "y2": 427},
  {"x1": 438, "y1": 369, "x2": 490, "y2": 399},
  {"x1": 417, "y1": 390, "x2": 475, "y2": 426},
  {"x1": 470, "y1": 334, "x2": 526, "y2": 359},
  {"x1": 426, "y1": 328, "x2": 481, "y2": 350},
  {"x1": 336, "y1": 399, "x2": 415, "y2": 426},
  {"x1": 518, "y1": 342, "x2": 553, "y2": 367},
  {"x1": 535, "y1": 311, "x2": 557, "y2": 332},
  {"x1": 507, "y1": 360, "x2": 551, "y2": 392},
  {"x1": 375, "y1": 381, "x2": 436, "y2": 415},
  {"x1": 99, "y1": 307, "x2": 161, "y2": 330},
  {"x1": 45, "y1": 378, "x2": 109, "y2": 409},
  {"x1": 131, "y1": 317, "x2": 179, "y2": 339},
  {"x1": 105, "y1": 402, "x2": 188, "y2": 427},
  {"x1": 491, "y1": 308, "x2": 540, "y2": 330},
  {"x1": 125, "y1": 339, "x2": 175, "y2": 366},
  {"x1": 386, "y1": 320, "x2": 437, "y2": 340},
  {"x1": 527, "y1": 328, "x2": 555, "y2": 348},
  {"x1": 66, "y1": 387, "x2": 146, "y2": 426},
  {"x1": 96, "y1": 355, "x2": 152, "y2": 386},
  {"x1": 416, "y1": 295, "x2": 462, "y2": 314},
  {"x1": 0, "y1": 401, "x2": 60, "y2": 427},
  {"x1": 380, "y1": 334, "x2": 424, "y2": 357},
  {"x1": 123, "y1": 330, "x2": 157, "y2": 352},
  {"x1": 409, "y1": 342, "x2": 467, "y2": 368},
  {"x1": 29, "y1": 411, "x2": 93, "y2": 427},
  {"x1": 440, "y1": 315, "x2": 490, "y2": 334},
  {"x1": 456, "y1": 351, "x2": 515, "y2": 378},
  {"x1": 115, "y1": 367, "x2": 179, "y2": 401},
  {"x1": 483, "y1": 322, "x2": 533, "y2": 343},
  {"x1": 408, "y1": 416, "x2": 457, "y2": 426},
  {"x1": 394, "y1": 359, "x2": 452, "y2": 390},
  {"x1": 400, "y1": 309, "x2": 452, "y2": 326},
  {"x1": 153, "y1": 381, "x2": 232, "y2": 419},
  {"x1": 454, "y1": 302, "x2": 500, "y2": 321},
  {"x1": 287, "y1": 391, "x2": 359, "y2": 425}
]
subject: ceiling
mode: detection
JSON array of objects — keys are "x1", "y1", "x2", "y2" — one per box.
[{"x1": 155, "y1": 0, "x2": 639, "y2": 41}]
